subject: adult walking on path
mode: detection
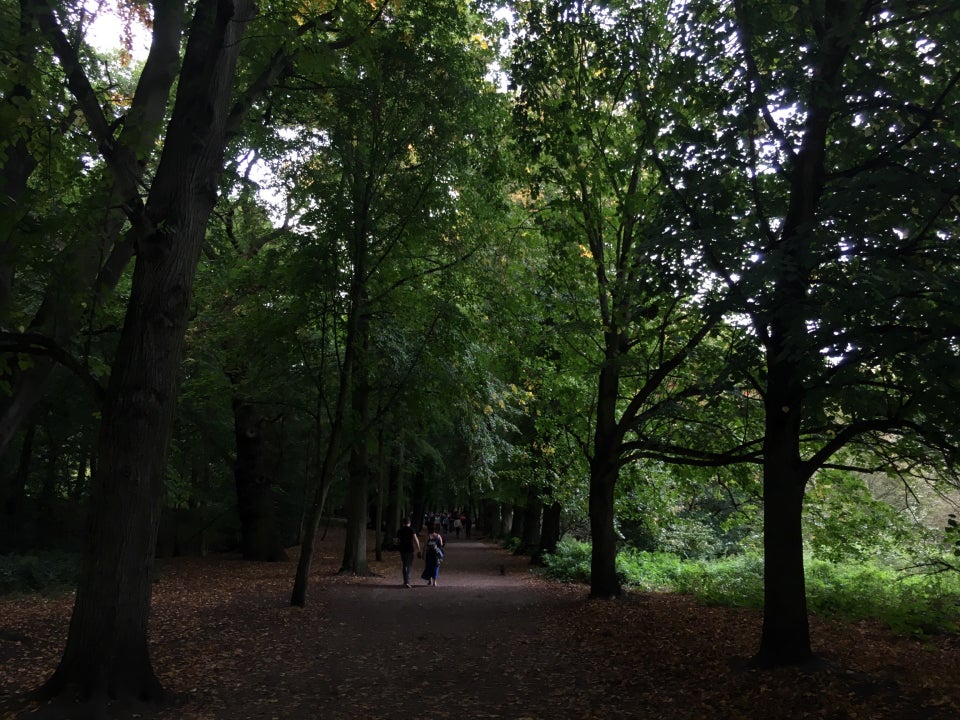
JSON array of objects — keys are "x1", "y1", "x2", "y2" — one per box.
[{"x1": 394, "y1": 517, "x2": 420, "y2": 588}]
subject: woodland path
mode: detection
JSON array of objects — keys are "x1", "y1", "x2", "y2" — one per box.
[{"x1": 2, "y1": 529, "x2": 960, "y2": 719}]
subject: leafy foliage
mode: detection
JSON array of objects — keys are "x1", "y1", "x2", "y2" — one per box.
[{"x1": 0, "y1": 551, "x2": 79, "y2": 595}]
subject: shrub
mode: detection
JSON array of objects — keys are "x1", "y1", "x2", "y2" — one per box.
[
  {"x1": 805, "y1": 558, "x2": 960, "y2": 636},
  {"x1": 675, "y1": 554, "x2": 766, "y2": 609},
  {"x1": 616, "y1": 547, "x2": 688, "y2": 591},
  {"x1": 502, "y1": 536, "x2": 523, "y2": 554},
  {"x1": 540, "y1": 537, "x2": 592, "y2": 583},
  {"x1": 0, "y1": 551, "x2": 79, "y2": 595}
]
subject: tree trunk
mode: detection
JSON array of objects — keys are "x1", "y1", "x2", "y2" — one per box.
[
  {"x1": 410, "y1": 470, "x2": 426, "y2": 533},
  {"x1": 232, "y1": 397, "x2": 287, "y2": 561},
  {"x1": 382, "y1": 460, "x2": 402, "y2": 548},
  {"x1": 498, "y1": 503, "x2": 513, "y2": 538},
  {"x1": 479, "y1": 498, "x2": 499, "y2": 535},
  {"x1": 588, "y1": 452, "x2": 620, "y2": 598},
  {"x1": 340, "y1": 305, "x2": 371, "y2": 575},
  {"x1": 589, "y1": 334, "x2": 623, "y2": 598},
  {"x1": 0, "y1": 0, "x2": 185, "y2": 459},
  {"x1": 36, "y1": 0, "x2": 257, "y2": 708},
  {"x1": 754, "y1": 333, "x2": 812, "y2": 665},
  {"x1": 291, "y1": 366, "x2": 353, "y2": 605},
  {"x1": 508, "y1": 502, "x2": 525, "y2": 539},
  {"x1": 517, "y1": 489, "x2": 541, "y2": 554},
  {"x1": 373, "y1": 426, "x2": 386, "y2": 561},
  {"x1": 757, "y1": 459, "x2": 810, "y2": 665},
  {"x1": 534, "y1": 500, "x2": 562, "y2": 565},
  {"x1": 741, "y1": 0, "x2": 854, "y2": 667},
  {"x1": 0, "y1": 421, "x2": 35, "y2": 551}
]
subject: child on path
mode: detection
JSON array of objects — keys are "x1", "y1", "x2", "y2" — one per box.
[{"x1": 420, "y1": 527, "x2": 445, "y2": 586}]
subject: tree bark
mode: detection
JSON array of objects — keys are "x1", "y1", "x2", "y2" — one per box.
[
  {"x1": 340, "y1": 303, "x2": 371, "y2": 575},
  {"x1": 517, "y1": 488, "x2": 541, "y2": 554},
  {"x1": 755, "y1": 344, "x2": 812, "y2": 665},
  {"x1": 36, "y1": 0, "x2": 257, "y2": 707},
  {"x1": 589, "y1": 329, "x2": 623, "y2": 598},
  {"x1": 0, "y1": 421, "x2": 35, "y2": 551},
  {"x1": 232, "y1": 397, "x2": 287, "y2": 561},
  {"x1": 291, "y1": 366, "x2": 352, "y2": 605},
  {"x1": 588, "y1": 451, "x2": 620, "y2": 598},
  {"x1": 382, "y1": 459, "x2": 402, "y2": 548},
  {"x1": 534, "y1": 500, "x2": 562, "y2": 565},
  {"x1": 498, "y1": 503, "x2": 513, "y2": 538}
]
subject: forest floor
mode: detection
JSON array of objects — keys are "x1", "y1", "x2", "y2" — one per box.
[{"x1": 1, "y1": 528, "x2": 959, "y2": 720}]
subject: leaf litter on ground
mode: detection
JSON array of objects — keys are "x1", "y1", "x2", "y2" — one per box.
[{"x1": 0, "y1": 527, "x2": 957, "y2": 719}]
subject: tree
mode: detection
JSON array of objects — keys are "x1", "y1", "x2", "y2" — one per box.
[
  {"x1": 509, "y1": 0, "x2": 731, "y2": 597},
  {"x1": 266, "y1": 0, "x2": 507, "y2": 588},
  {"x1": 13, "y1": 0, "x2": 383, "y2": 710},
  {"x1": 697, "y1": 0, "x2": 960, "y2": 665}
]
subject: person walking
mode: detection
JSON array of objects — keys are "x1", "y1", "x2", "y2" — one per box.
[
  {"x1": 420, "y1": 527, "x2": 445, "y2": 586},
  {"x1": 395, "y1": 517, "x2": 420, "y2": 588}
]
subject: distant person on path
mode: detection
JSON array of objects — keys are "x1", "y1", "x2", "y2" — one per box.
[
  {"x1": 395, "y1": 517, "x2": 420, "y2": 588},
  {"x1": 464, "y1": 514, "x2": 472, "y2": 538},
  {"x1": 420, "y1": 527, "x2": 445, "y2": 586},
  {"x1": 453, "y1": 515, "x2": 462, "y2": 539}
]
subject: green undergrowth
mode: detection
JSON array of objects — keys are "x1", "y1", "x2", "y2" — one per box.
[
  {"x1": 540, "y1": 538, "x2": 960, "y2": 637},
  {"x1": 0, "y1": 551, "x2": 80, "y2": 595}
]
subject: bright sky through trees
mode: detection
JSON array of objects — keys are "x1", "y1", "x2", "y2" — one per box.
[{"x1": 84, "y1": 0, "x2": 149, "y2": 58}]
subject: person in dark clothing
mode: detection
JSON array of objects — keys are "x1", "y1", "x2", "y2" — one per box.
[
  {"x1": 421, "y1": 527, "x2": 445, "y2": 586},
  {"x1": 395, "y1": 517, "x2": 421, "y2": 588}
]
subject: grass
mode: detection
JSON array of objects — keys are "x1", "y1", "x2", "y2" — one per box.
[{"x1": 541, "y1": 538, "x2": 960, "y2": 637}]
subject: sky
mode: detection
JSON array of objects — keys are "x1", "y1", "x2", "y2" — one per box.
[{"x1": 85, "y1": 1, "x2": 151, "y2": 58}]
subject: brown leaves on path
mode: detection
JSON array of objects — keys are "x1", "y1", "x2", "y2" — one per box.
[{"x1": 1, "y1": 528, "x2": 958, "y2": 719}]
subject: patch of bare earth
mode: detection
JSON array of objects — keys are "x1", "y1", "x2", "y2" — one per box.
[{"x1": 1, "y1": 528, "x2": 958, "y2": 719}]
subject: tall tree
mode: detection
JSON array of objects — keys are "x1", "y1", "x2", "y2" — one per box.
[
  {"x1": 691, "y1": 0, "x2": 960, "y2": 665},
  {"x1": 268, "y1": 0, "x2": 506, "y2": 583},
  {"x1": 509, "y1": 0, "x2": 731, "y2": 597},
  {"x1": 16, "y1": 0, "x2": 383, "y2": 709}
]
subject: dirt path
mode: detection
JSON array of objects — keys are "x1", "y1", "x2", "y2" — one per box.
[
  {"x1": 2, "y1": 530, "x2": 959, "y2": 719},
  {"x1": 198, "y1": 535, "x2": 588, "y2": 720}
]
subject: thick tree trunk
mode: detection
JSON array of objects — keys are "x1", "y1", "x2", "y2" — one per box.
[
  {"x1": 479, "y1": 498, "x2": 499, "y2": 535},
  {"x1": 517, "y1": 489, "x2": 542, "y2": 554},
  {"x1": 757, "y1": 461, "x2": 810, "y2": 665},
  {"x1": 498, "y1": 503, "x2": 513, "y2": 538},
  {"x1": 382, "y1": 460, "x2": 402, "y2": 548},
  {"x1": 36, "y1": 0, "x2": 256, "y2": 708},
  {"x1": 589, "y1": 335, "x2": 623, "y2": 599},
  {"x1": 340, "y1": 307, "x2": 371, "y2": 575},
  {"x1": 588, "y1": 453, "x2": 619, "y2": 598},
  {"x1": 534, "y1": 500, "x2": 562, "y2": 565},
  {"x1": 0, "y1": 421, "x2": 35, "y2": 551},
  {"x1": 755, "y1": 338, "x2": 812, "y2": 665},
  {"x1": 740, "y1": 0, "x2": 854, "y2": 667},
  {"x1": 232, "y1": 397, "x2": 287, "y2": 561}
]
